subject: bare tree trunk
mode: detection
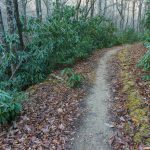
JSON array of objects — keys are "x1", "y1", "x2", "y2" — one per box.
[
  {"x1": 76, "y1": 0, "x2": 82, "y2": 20},
  {"x1": 0, "y1": 8, "x2": 5, "y2": 45},
  {"x1": 132, "y1": 1, "x2": 136, "y2": 29},
  {"x1": 35, "y1": 0, "x2": 42, "y2": 21},
  {"x1": 111, "y1": 0, "x2": 115, "y2": 19},
  {"x1": 13, "y1": 0, "x2": 24, "y2": 50},
  {"x1": 137, "y1": 0, "x2": 143, "y2": 31},
  {"x1": 43, "y1": 0, "x2": 53, "y2": 18},
  {"x1": 56, "y1": 0, "x2": 60, "y2": 10},
  {"x1": 116, "y1": 0, "x2": 124, "y2": 29},
  {"x1": 125, "y1": 1, "x2": 130, "y2": 29},
  {"x1": 21, "y1": 0, "x2": 27, "y2": 28},
  {"x1": 120, "y1": 0, "x2": 123, "y2": 29},
  {"x1": 104, "y1": 0, "x2": 107, "y2": 16},
  {"x1": 5, "y1": 0, "x2": 15, "y2": 34},
  {"x1": 5, "y1": 0, "x2": 16, "y2": 75},
  {"x1": 84, "y1": 0, "x2": 96, "y2": 19},
  {"x1": 90, "y1": 0, "x2": 95, "y2": 17},
  {"x1": 114, "y1": 0, "x2": 118, "y2": 26},
  {"x1": 84, "y1": 0, "x2": 89, "y2": 15},
  {"x1": 122, "y1": 0, "x2": 127, "y2": 29},
  {"x1": 143, "y1": 3, "x2": 147, "y2": 21},
  {"x1": 98, "y1": 0, "x2": 102, "y2": 15}
]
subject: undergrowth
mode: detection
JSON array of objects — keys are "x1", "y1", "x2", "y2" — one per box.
[
  {"x1": 138, "y1": 42, "x2": 150, "y2": 80},
  {"x1": 138, "y1": 9, "x2": 150, "y2": 80},
  {"x1": 0, "y1": 5, "x2": 142, "y2": 124},
  {"x1": 118, "y1": 49, "x2": 150, "y2": 148},
  {"x1": 61, "y1": 68, "x2": 84, "y2": 88},
  {"x1": 0, "y1": 90, "x2": 25, "y2": 124}
]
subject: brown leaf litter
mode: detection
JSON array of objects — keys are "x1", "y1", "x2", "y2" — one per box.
[
  {"x1": 0, "y1": 48, "x2": 108, "y2": 150},
  {"x1": 109, "y1": 43, "x2": 150, "y2": 150}
]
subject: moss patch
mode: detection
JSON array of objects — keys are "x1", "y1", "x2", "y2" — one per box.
[{"x1": 117, "y1": 49, "x2": 150, "y2": 147}]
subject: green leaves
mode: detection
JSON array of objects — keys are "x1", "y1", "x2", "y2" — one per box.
[
  {"x1": 115, "y1": 28, "x2": 141, "y2": 45},
  {"x1": 138, "y1": 41, "x2": 150, "y2": 80},
  {"x1": 0, "y1": 5, "x2": 121, "y2": 124},
  {"x1": 0, "y1": 90, "x2": 22, "y2": 124},
  {"x1": 61, "y1": 68, "x2": 84, "y2": 88},
  {"x1": 136, "y1": 9, "x2": 150, "y2": 80},
  {"x1": 145, "y1": 9, "x2": 150, "y2": 30},
  {"x1": 0, "y1": 90, "x2": 12, "y2": 99}
]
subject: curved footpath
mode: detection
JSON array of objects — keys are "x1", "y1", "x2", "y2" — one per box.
[{"x1": 72, "y1": 46, "x2": 125, "y2": 150}]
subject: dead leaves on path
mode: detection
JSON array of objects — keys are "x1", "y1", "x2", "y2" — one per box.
[{"x1": 109, "y1": 43, "x2": 150, "y2": 150}]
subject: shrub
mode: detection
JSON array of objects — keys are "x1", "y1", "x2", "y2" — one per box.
[
  {"x1": 138, "y1": 42, "x2": 150, "y2": 80},
  {"x1": 145, "y1": 10, "x2": 150, "y2": 31},
  {"x1": 115, "y1": 28, "x2": 141, "y2": 45},
  {"x1": 61, "y1": 68, "x2": 84, "y2": 88},
  {"x1": 0, "y1": 90, "x2": 22, "y2": 124},
  {"x1": 1, "y1": 6, "x2": 117, "y2": 91},
  {"x1": 138, "y1": 9, "x2": 150, "y2": 80}
]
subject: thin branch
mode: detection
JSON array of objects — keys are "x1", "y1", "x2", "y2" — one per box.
[
  {"x1": 9, "y1": 60, "x2": 23, "y2": 80},
  {"x1": 84, "y1": 0, "x2": 96, "y2": 19}
]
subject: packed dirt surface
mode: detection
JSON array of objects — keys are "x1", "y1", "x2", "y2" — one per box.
[{"x1": 72, "y1": 46, "x2": 125, "y2": 150}]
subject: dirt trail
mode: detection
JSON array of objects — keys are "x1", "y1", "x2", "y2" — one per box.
[{"x1": 72, "y1": 46, "x2": 125, "y2": 150}]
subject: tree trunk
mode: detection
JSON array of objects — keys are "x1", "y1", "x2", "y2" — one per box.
[
  {"x1": 120, "y1": 0, "x2": 124, "y2": 29},
  {"x1": 35, "y1": 0, "x2": 42, "y2": 21},
  {"x1": 132, "y1": 1, "x2": 136, "y2": 29},
  {"x1": 137, "y1": 0, "x2": 143, "y2": 31},
  {"x1": 21, "y1": 0, "x2": 27, "y2": 28},
  {"x1": 104, "y1": 0, "x2": 107, "y2": 16},
  {"x1": 125, "y1": 1, "x2": 130, "y2": 29},
  {"x1": 84, "y1": 0, "x2": 96, "y2": 19},
  {"x1": 90, "y1": 0, "x2": 95, "y2": 17},
  {"x1": 5, "y1": 0, "x2": 15, "y2": 34},
  {"x1": 116, "y1": 0, "x2": 124, "y2": 29},
  {"x1": 98, "y1": 0, "x2": 102, "y2": 16},
  {"x1": 5, "y1": 0, "x2": 16, "y2": 76},
  {"x1": 0, "y1": 8, "x2": 5, "y2": 45},
  {"x1": 13, "y1": 0, "x2": 24, "y2": 50},
  {"x1": 43, "y1": 0, "x2": 53, "y2": 18},
  {"x1": 56, "y1": 0, "x2": 60, "y2": 10},
  {"x1": 85, "y1": 0, "x2": 89, "y2": 15},
  {"x1": 111, "y1": 0, "x2": 115, "y2": 20},
  {"x1": 76, "y1": 0, "x2": 82, "y2": 20}
]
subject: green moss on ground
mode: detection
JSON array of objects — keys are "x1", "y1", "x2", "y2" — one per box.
[{"x1": 117, "y1": 49, "x2": 150, "y2": 147}]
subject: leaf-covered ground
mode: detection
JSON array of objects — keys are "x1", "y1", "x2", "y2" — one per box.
[
  {"x1": 0, "y1": 44, "x2": 149, "y2": 150},
  {"x1": 0, "y1": 48, "x2": 108, "y2": 150},
  {"x1": 109, "y1": 43, "x2": 150, "y2": 150}
]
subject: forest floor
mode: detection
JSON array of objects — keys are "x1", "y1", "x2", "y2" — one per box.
[
  {"x1": 0, "y1": 43, "x2": 149, "y2": 150},
  {"x1": 108, "y1": 43, "x2": 150, "y2": 150}
]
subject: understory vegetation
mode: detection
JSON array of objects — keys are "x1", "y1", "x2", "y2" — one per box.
[
  {"x1": 61, "y1": 68, "x2": 84, "y2": 88},
  {"x1": 138, "y1": 9, "x2": 150, "y2": 80},
  {"x1": 0, "y1": 5, "x2": 143, "y2": 124},
  {"x1": 1, "y1": 0, "x2": 150, "y2": 127}
]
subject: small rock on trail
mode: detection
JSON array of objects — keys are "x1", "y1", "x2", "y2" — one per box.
[{"x1": 72, "y1": 46, "x2": 124, "y2": 150}]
